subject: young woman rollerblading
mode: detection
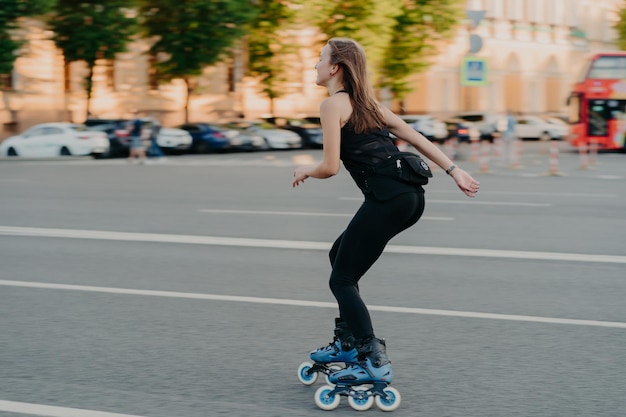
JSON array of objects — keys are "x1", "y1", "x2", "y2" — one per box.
[{"x1": 293, "y1": 38, "x2": 480, "y2": 411}]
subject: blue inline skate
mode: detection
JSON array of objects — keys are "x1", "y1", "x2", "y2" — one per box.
[
  {"x1": 297, "y1": 318, "x2": 358, "y2": 386},
  {"x1": 314, "y1": 337, "x2": 401, "y2": 411}
]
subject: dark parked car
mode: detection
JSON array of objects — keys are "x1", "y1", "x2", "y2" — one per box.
[
  {"x1": 85, "y1": 118, "x2": 131, "y2": 157},
  {"x1": 451, "y1": 112, "x2": 503, "y2": 141},
  {"x1": 303, "y1": 116, "x2": 321, "y2": 125},
  {"x1": 176, "y1": 123, "x2": 232, "y2": 153},
  {"x1": 262, "y1": 117, "x2": 324, "y2": 148},
  {"x1": 443, "y1": 118, "x2": 479, "y2": 143}
]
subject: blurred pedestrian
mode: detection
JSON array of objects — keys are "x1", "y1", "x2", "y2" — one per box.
[
  {"x1": 292, "y1": 38, "x2": 479, "y2": 388},
  {"x1": 147, "y1": 119, "x2": 165, "y2": 159},
  {"x1": 128, "y1": 118, "x2": 146, "y2": 163},
  {"x1": 504, "y1": 109, "x2": 518, "y2": 166}
]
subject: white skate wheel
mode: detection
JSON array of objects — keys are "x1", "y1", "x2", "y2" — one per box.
[
  {"x1": 314, "y1": 385, "x2": 340, "y2": 410},
  {"x1": 375, "y1": 386, "x2": 401, "y2": 411},
  {"x1": 348, "y1": 386, "x2": 374, "y2": 411},
  {"x1": 297, "y1": 361, "x2": 318, "y2": 385}
]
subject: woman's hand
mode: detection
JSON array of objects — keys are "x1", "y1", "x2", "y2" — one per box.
[
  {"x1": 292, "y1": 166, "x2": 310, "y2": 187},
  {"x1": 450, "y1": 167, "x2": 480, "y2": 197}
]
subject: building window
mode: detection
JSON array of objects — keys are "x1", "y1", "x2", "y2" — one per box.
[
  {"x1": 489, "y1": 0, "x2": 504, "y2": 19},
  {"x1": 527, "y1": 0, "x2": 544, "y2": 23},
  {"x1": 468, "y1": 0, "x2": 483, "y2": 10},
  {"x1": 148, "y1": 54, "x2": 159, "y2": 91},
  {"x1": 64, "y1": 61, "x2": 71, "y2": 93},
  {"x1": 564, "y1": 2, "x2": 578, "y2": 27},
  {"x1": 0, "y1": 72, "x2": 13, "y2": 90},
  {"x1": 227, "y1": 59, "x2": 235, "y2": 93},
  {"x1": 505, "y1": 0, "x2": 523, "y2": 21},
  {"x1": 106, "y1": 60, "x2": 115, "y2": 91}
]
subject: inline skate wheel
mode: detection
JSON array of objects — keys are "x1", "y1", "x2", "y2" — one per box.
[
  {"x1": 348, "y1": 386, "x2": 374, "y2": 411},
  {"x1": 375, "y1": 386, "x2": 401, "y2": 412},
  {"x1": 325, "y1": 364, "x2": 342, "y2": 385},
  {"x1": 314, "y1": 385, "x2": 340, "y2": 410},
  {"x1": 297, "y1": 361, "x2": 318, "y2": 386}
]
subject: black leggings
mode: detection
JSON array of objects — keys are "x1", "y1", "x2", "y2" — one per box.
[{"x1": 328, "y1": 191, "x2": 425, "y2": 342}]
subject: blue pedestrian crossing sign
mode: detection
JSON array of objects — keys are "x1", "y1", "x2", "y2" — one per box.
[{"x1": 461, "y1": 56, "x2": 488, "y2": 86}]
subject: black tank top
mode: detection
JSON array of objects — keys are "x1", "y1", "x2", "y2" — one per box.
[
  {"x1": 340, "y1": 123, "x2": 422, "y2": 200},
  {"x1": 340, "y1": 123, "x2": 398, "y2": 170}
]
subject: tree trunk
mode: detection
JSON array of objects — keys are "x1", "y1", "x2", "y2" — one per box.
[
  {"x1": 184, "y1": 77, "x2": 192, "y2": 123},
  {"x1": 85, "y1": 65, "x2": 94, "y2": 121},
  {"x1": 63, "y1": 58, "x2": 72, "y2": 122}
]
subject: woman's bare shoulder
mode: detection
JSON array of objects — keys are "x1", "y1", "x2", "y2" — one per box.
[{"x1": 321, "y1": 94, "x2": 352, "y2": 124}]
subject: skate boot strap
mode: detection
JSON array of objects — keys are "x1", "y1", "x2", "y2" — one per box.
[
  {"x1": 357, "y1": 338, "x2": 390, "y2": 367},
  {"x1": 333, "y1": 324, "x2": 355, "y2": 351}
]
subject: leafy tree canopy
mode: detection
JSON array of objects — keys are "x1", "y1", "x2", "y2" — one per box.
[
  {"x1": 49, "y1": 0, "x2": 138, "y2": 66},
  {"x1": 138, "y1": 0, "x2": 258, "y2": 81},
  {"x1": 303, "y1": 0, "x2": 463, "y2": 105},
  {"x1": 0, "y1": 0, "x2": 56, "y2": 75},
  {"x1": 314, "y1": 0, "x2": 404, "y2": 82},
  {"x1": 615, "y1": 0, "x2": 626, "y2": 50},
  {"x1": 0, "y1": 0, "x2": 55, "y2": 27},
  {"x1": 247, "y1": 0, "x2": 296, "y2": 101},
  {"x1": 381, "y1": 0, "x2": 463, "y2": 102}
]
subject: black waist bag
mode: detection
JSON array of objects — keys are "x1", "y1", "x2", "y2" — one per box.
[
  {"x1": 349, "y1": 152, "x2": 432, "y2": 200},
  {"x1": 370, "y1": 152, "x2": 433, "y2": 186}
]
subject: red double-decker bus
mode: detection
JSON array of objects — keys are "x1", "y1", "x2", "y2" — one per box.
[{"x1": 567, "y1": 52, "x2": 626, "y2": 151}]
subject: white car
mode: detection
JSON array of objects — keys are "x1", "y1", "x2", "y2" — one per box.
[
  {"x1": 224, "y1": 120, "x2": 302, "y2": 149},
  {"x1": 155, "y1": 127, "x2": 192, "y2": 151},
  {"x1": 0, "y1": 122, "x2": 109, "y2": 158},
  {"x1": 515, "y1": 115, "x2": 568, "y2": 141},
  {"x1": 399, "y1": 115, "x2": 448, "y2": 141}
]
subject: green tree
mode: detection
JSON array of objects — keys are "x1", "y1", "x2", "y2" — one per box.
[
  {"x1": 615, "y1": 0, "x2": 626, "y2": 50},
  {"x1": 247, "y1": 0, "x2": 296, "y2": 115},
  {"x1": 138, "y1": 0, "x2": 258, "y2": 122},
  {"x1": 314, "y1": 0, "x2": 404, "y2": 84},
  {"x1": 1, "y1": 0, "x2": 55, "y2": 124},
  {"x1": 0, "y1": 0, "x2": 55, "y2": 74},
  {"x1": 48, "y1": 0, "x2": 138, "y2": 119},
  {"x1": 381, "y1": 0, "x2": 463, "y2": 112}
]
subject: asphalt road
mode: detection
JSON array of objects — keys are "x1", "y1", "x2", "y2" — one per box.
[{"x1": 1, "y1": 142, "x2": 625, "y2": 417}]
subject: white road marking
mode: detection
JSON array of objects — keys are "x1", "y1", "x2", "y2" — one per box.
[
  {"x1": 198, "y1": 208, "x2": 454, "y2": 221},
  {"x1": 427, "y1": 190, "x2": 618, "y2": 198},
  {"x1": 339, "y1": 197, "x2": 551, "y2": 207},
  {"x1": 0, "y1": 400, "x2": 146, "y2": 417},
  {"x1": 0, "y1": 178, "x2": 30, "y2": 183},
  {"x1": 0, "y1": 225, "x2": 624, "y2": 264},
  {"x1": 0, "y1": 280, "x2": 624, "y2": 329},
  {"x1": 428, "y1": 199, "x2": 551, "y2": 207}
]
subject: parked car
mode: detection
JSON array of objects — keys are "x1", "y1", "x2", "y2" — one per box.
[
  {"x1": 114, "y1": 118, "x2": 192, "y2": 153},
  {"x1": 213, "y1": 124, "x2": 266, "y2": 151},
  {"x1": 540, "y1": 115, "x2": 570, "y2": 139},
  {"x1": 399, "y1": 114, "x2": 448, "y2": 142},
  {"x1": 303, "y1": 116, "x2": 321, "y2": 125},
  {"x1": 0, "y1": 122, "x2": 109, "y2": 158},
  {"x1": 262, "y1": 117, "x2": 324, "y2": 148},
  {"x1": 222, "y1": 120, "x2": 302, "y2": 150},
  {"x1": 176, "y1": 123, "x2": 232, "y2": 153},
  {"x1": 515, "y1": 115, "x2": 568, "y2": 141},
  {"x1": 452, "y1": 112, "x2": 504, "y2": 141},
  {"x1": 85, "y1": 118, "x2": 131, "y2": 157},
  {"x1": 442, "y1": 118, "x2": 480, "y2": 143}
]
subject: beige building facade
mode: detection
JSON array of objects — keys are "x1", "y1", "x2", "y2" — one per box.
[{"x1": 0, "y1": 0, "x2": 622, "y2": 138}]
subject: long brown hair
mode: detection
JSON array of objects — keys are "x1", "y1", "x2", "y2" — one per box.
[{"x1": 327, "y1": 38, "x2": 386, "y2": 134}]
